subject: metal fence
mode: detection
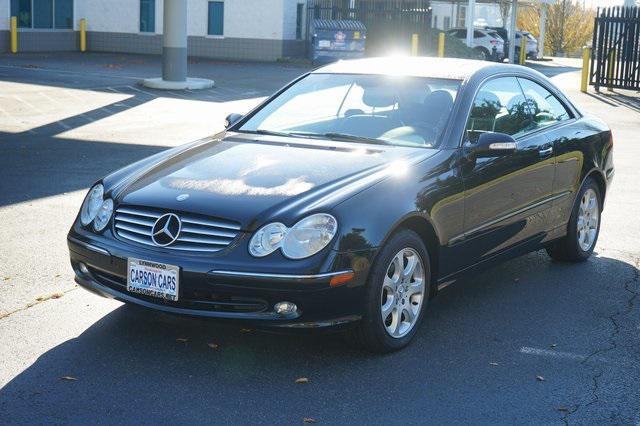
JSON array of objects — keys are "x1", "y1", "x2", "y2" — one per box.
[
  {"x1": 590, "y1": 6, "x2": 640, "y2": 91},
  {"x1": 306, "y1": 0, "x2": 433, "y2": 56}
]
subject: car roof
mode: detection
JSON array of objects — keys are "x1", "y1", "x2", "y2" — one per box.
[{"x1": 312, "y1": 57, "x2": 494, "y2": 81}]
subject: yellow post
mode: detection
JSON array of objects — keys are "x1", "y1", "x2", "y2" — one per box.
[
  {"x1": 10, "y1": 16, "x2": 17, "y2": 54},
  {"x1": 519, "y1": 36, "x2": 527, "y2": 65},
  {"x1": 437, "y1": 32, "x2": 445, "y2": 57},
  {"x1": 580, "y1": 47, "x2": 591, "y2": 93},
  {"x1": 411, "y1": 33, "x2": 419, "y2": 56},
  {"x1": 607, "y1": 49, "x2": 616, "y2": 92},
  {"x1": 79, "y1": 18, "x2": 87, "y2": 52}
]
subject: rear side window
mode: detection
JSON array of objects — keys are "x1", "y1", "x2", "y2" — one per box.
[
  {"x1": 517, "y1": 78, "x2": 571, "y2": 129},
  {"x1": 466, "y1": 77, "x2": 534, "y2": 142}
]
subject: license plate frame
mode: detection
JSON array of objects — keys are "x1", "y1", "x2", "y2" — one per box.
[{"x1": 127, "y1": 258, "x2": 180, "y2": 302}]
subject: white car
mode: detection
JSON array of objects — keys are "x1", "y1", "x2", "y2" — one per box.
[{"x1": 446, "y1": 27, "x2": 505, "y2": 61}]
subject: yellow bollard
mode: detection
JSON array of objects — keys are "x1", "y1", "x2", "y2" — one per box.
[
  {"x1": 607, "y1": 49, "x2": 616, "y2": 92},
  {"x1": 519, "y1": 35, "x2": 527, "y2": 65},
  {"x1": 10, "y1": 16, "x2": 17, "y2": 54},
  {"x1": 438, "y1": 32, "x2": 445, "y2": 58},
  {"x1": 580, "y1": 47, "x2": 591, "y2": 93},
  {"x1": 80, "y1": 18, "x2": 87, "y2": 52},
  {"x1": 411, "y1": 33, "x2": 419, "y2": 56}
]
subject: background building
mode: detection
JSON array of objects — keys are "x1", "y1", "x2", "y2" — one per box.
[{"x1": 0, "y1": 0, "x2": 307, "y2": 60}]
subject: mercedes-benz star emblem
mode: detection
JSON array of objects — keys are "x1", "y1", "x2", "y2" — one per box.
[{"x1": 151, "y1": 213, "x2": 182, "y2": 246}]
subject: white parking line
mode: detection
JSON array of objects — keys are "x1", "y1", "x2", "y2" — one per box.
[
  {"x1": 126, "y1": 85, "x2": 157, "y2": 98},
  {"x1": 519, "y1": 346, "x2": 611, "y2": 364}
]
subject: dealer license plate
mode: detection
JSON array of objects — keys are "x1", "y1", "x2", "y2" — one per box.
[{"x1": 127, "y1": 258, "x2": 179, "y2": 301}]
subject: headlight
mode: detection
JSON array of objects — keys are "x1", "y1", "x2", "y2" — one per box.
[
  {"x1": 93, "y1": 199, "x2": 114, "y2": 232},
  {"x1": 282, "y1": 214, "x2": 338, "y2": 259},
  {"x1": 249, "y1": 222, "x2": 287, "y2": 257},
  {"x1": 80, "y1": 184, "x2": 104, "y2": 225},
  {"x1": 249, "y1": 214, "x2": 338, "y2": 259}
]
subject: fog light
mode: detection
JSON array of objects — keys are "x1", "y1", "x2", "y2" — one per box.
[
  {"x1": 274, "y1": 301, "x2": 297, "y2": 316},
  {"x1": 78, "y1": 262, "x2": 89, "y2": 274}
]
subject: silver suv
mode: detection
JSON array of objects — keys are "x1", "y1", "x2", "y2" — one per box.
[{"x1": 445, "y1": 28, "x2": 505, "y2": 61}]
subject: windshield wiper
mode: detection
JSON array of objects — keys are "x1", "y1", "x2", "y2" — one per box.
[
  {"x1": 319, "y1": 132, "x2": 390, "y2": 145},
  {"x1": 253, "y1": 129, "x2": 297, "y2": 137}
]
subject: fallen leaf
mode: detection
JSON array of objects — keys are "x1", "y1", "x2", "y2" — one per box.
[
  {"x1": 240, "y1": 328, "x2": 252, "y2": 333},
  {"x1": 176, "y1": 338, "x2": 189, "y2": 343},
  {"x1": 60, "y1": 376, "x2": 78, "y2": 381},
  {"x1": 536, "y1": 375, "x2": 545, "y2": 382},
  {"x1": 3, "y1": 277, "x2": 10, "y2": 281},
  {"x1": 556, "y1": 406, "x2": 570, "y2": 412},
  {"x1": 303, "y1": 418, "x2": 317, "y2": 424},
  {"x1": 51, "y1": 293, "x2": 63, "y2": 299},
  {"x1": 207, "y1": 343, "x2": 219, "y2": 349},
  {"x1": 489, "y1": 362, "x2": 499, "y2": 366},
  {"x1": 295, "y1": 377, "x2": 309, "y2": 384}
]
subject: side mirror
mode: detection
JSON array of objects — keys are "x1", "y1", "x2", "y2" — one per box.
[
  {"x1": 467, "y1": 132, "x2": 517, "y2": 158},
  {"x1": 224, "y1": 113, "x2": 243, "y2": 128}
]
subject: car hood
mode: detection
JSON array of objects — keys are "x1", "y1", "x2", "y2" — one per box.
[{"x1": 112, "y1": 132, "x2": 436, "y2": 229}]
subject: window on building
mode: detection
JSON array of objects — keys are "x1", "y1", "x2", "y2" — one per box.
[
  {"x1": 433, "y1": 15, "x2": 438, "y2": 29},
  {"x1": 443, "y1": 16, "x2": 451, "y2": 30},
  {"x1": 457, "y1": 5, "x2": 466, "y2": 28},
  {"x1": 208, "y1": 1, "x2": 224, "y2": 36},
  {"x1": 296, "y1": 3, "x2": 304, "y2": 40},
  {"x1": 140, "y1": 0, "x2": 155, "y2": 33},
  {"x1": 11, "y1": 0, "x2": 73, "y2": 29},
  {"x1": 54, "y1": 0, "x2": 73, "y2": 29}
]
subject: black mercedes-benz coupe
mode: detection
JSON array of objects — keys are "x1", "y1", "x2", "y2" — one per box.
[{"x1": 68, "y1": 57, "x2": 614, "y2": 352}]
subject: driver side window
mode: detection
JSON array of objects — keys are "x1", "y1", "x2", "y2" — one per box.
[{"x1": 466, "y1": 77, "x2": 534, "y2": 143}]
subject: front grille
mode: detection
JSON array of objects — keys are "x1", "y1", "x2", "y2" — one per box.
[{"x1": 113, "y1": 205, "x2": 241, "y2": 253}]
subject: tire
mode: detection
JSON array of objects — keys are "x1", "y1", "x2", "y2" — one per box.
[
  {"x1": 348, "y1": 229, "x2": 431, "y2": 353},
  {"x1": 546, "y1": 177, "x2": 602, "y2": 262},
  {"x1": 474, "y1": 47, "x2": 490, "y2": 61}
]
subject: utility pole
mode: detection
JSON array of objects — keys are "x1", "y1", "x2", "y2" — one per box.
[{"x1": 143, "y1": 0, "x2": 214, "y2": 90}]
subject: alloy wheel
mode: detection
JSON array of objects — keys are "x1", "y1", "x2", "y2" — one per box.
[
  {"x1": 380, "y1": 248, "x2": 425, "y2": 338},
  {"x1": 577, "y1": 188, "x2": 599, "y2": 251}
]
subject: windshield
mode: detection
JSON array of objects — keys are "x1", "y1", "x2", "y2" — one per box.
[{"x1": 238, "y1": 73, "x2": 461, "y2": 148}]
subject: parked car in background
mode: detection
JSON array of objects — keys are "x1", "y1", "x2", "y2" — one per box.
[
  {"x1": 446, "y1": 27, "x2": 505, "y2": 61},
  {"x1": 515, "y1": 31, "x2": 539, "y2": 59},
  {"x1": 484, "y1": 26, "x2": 509, "y2": 59},
  {"x1": 68, "y1": 57, "x2": 614, "y2": 353}
]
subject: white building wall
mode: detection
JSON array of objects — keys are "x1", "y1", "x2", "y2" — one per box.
[
  {"x1": 76, "y1": 0, "x2": 141, "y2": 33},
  {"x1": 74, "y1": 0, "x2": 287, "y2": 40}
]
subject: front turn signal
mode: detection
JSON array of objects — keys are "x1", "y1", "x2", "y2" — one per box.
[{"x1": 329, "y1": 272, "x2": 355, "y2": 287}]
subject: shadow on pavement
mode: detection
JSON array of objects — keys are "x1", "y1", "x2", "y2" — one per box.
[
  {"x1": 0, "y1": 52, "x2": 310, "y2": 207},
  {"x1": 1, "y1": 252, "x2": 638, "y2": 423},
  {"x1": 586, "y1": 90, "x2": 640, "y2": 113}
]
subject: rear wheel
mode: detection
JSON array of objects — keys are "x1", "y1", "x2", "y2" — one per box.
[
  {"x1": 474, "y1": 46, "x2": 490, "y2": 61},
  {"x1": 348, "y1": 229, "x2": 431, "y2": 353},
  {"x1": 546, "y1": 178, "x2": 602, "y2": 262}
]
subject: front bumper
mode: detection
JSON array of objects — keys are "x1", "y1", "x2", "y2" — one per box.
[{"x1": 68, "y1": 234, "x2": 372, "y2": 328}]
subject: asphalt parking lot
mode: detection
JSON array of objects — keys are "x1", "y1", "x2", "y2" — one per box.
[{"x1": 0, "y1": 53, "x2": 639, "y2": 424}]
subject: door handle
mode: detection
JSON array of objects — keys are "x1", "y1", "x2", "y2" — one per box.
[{"x1": 538, "y1": 146, "x2": 553, "y2": 157}]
